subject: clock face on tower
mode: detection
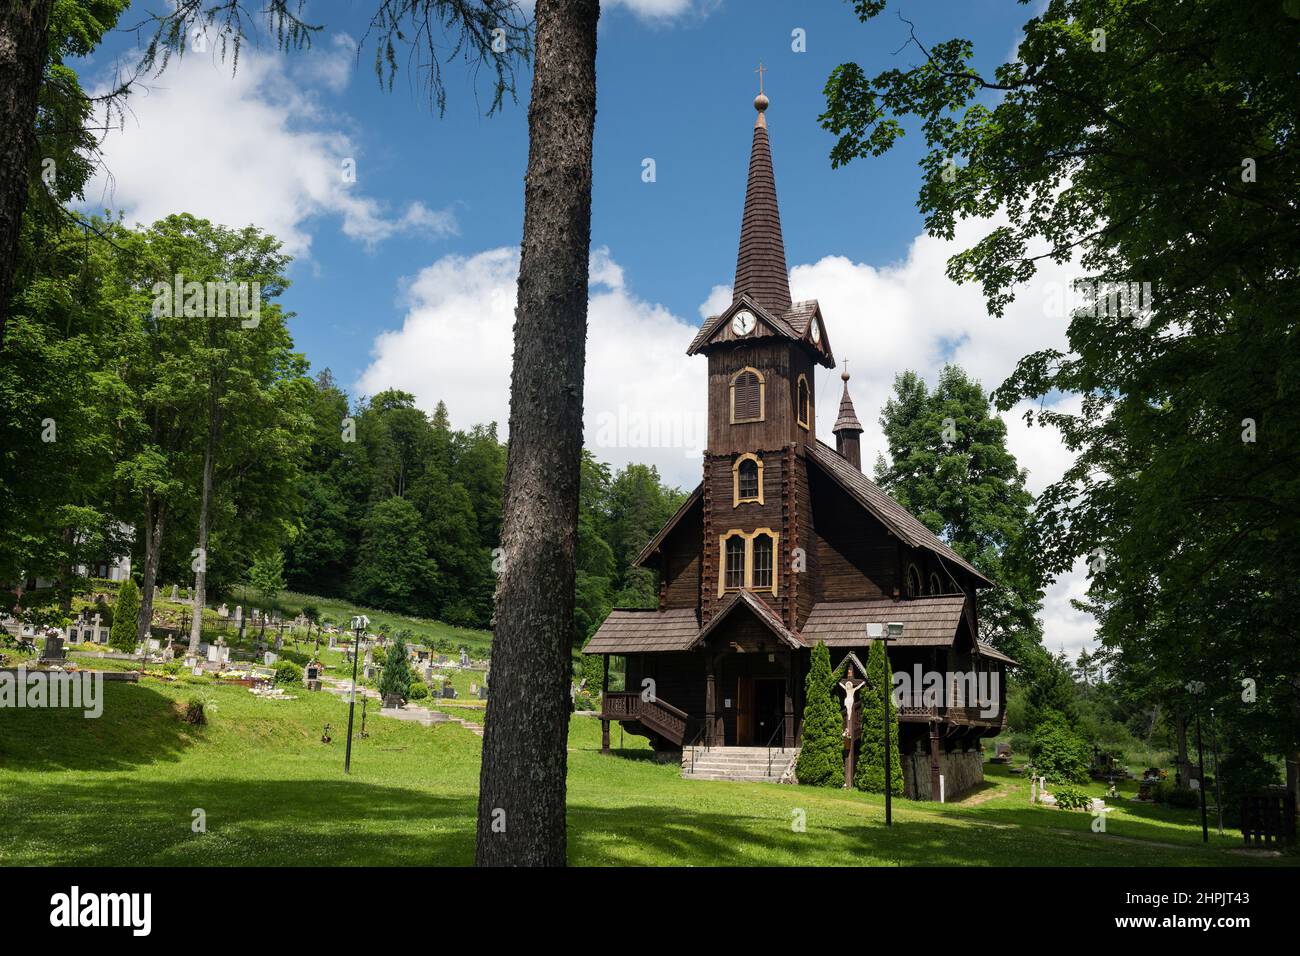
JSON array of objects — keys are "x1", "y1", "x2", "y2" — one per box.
[
  {"x1": 810, "y1": 317, "x2": 822, "y2": 344},
  {"x1": 731, "y1": 310, "x2": 756, "y2": 336}
]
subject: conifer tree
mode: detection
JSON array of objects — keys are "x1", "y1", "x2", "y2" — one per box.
[
  {"x1": 795, "y1": 641, "x2": 843, "y2": 787},
  {"x1": 855, "y1": 640, "x2": 903, "y2": 794},
  {"x1": 379, "y1": 636, "x2": 413, "y2": 703},
  {"x1": 109, "y1": 579, "x2": 139, "y2": 652}
]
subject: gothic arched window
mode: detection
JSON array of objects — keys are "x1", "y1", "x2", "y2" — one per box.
[
  {"x1": 733, "y1": 453, "x2": 763, "y2": 505},
  {"x1": 796, "y1": 374, "x2": 811, "y2": 429},
  {"x1": 730, "y1": 367, "x2": 765, "y2": 424},
  {"x1": 905, "y1": 564, "x2": 923, "y2": 599},
  {"x1": 929, "y1": 572, "x2": 944, "y2": 595}
]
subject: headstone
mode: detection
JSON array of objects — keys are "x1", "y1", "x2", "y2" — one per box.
[
  {"x1": 91, "y1": 612, "x2": 103, "y2": 643},
  {"x1": 207, "y1": 643, "x2": 230, "y2": 664},
  {"x1": 192, "y1": 666, "x2": 204, "y2": 677},
  {"x1": 153, "y1": 585, "x2": 162, "y2": 604},
  {"x1": 147, "y1": 638, "x2": 161, "y2": 652},
  {"x1": 477, "y1": 684, "x2": 488, "y2": 700},
  {"x1": 234, "y1": 605, "x2": 243, "y2": 622},
  {"x1": 217, "y1": 604, "x2": 229, "y2": 619},
  {"x1": 442, "y1": 682, "x2": 456, "y2": 699},
  {"x1": 170, "y1": 583, "x2": 179, "y2": 601},
  {"x1": 328, "y1": 635, "x2": 337, "y2": 649},
  {"x1": 264, "y1": 651, "x2": 277, "y2": 666},
  {"x1": 459, "y1": 648, "x2": 469, "y2": 668},
  {"x1": 41, "y1": 634, "x2": 65, "y2": 660}
]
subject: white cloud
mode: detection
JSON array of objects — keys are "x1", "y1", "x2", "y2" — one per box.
[
  {"x1": 355, "y1": 246, "x2": 707, "y2": 487},
  {"x1": 86, "y1": 47, "x2": 455, "y2": 258},
  {"x1": 295, "y1": 32, "x2": 358, "y2": 93},
  {"x1": 605, "y1": 0, "x2": 705, "y2": 20}
]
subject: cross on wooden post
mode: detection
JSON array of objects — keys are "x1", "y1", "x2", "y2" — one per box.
[{"x1": 755, "y1": 62, "x2": 767, "y2": 95}]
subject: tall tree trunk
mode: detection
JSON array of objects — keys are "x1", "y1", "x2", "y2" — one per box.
[
  {"x1": 1175, "y1": 711, "x2": 1190, "y2": 789},
  {"x1": 57, "y1": 524, "x2": 73, "y2": 613},
  {"x1": 189, "y1": 398, "x2": 219, "y2": 655},
  {"x1": 0, "y1": 0, "x2": 54, "y2": 351},
  {"x1": 475, "y1": 0, "x2": 599, "y2": 868},
  {"x1": 137, "y1": 498, "x2": 165, "y2": 646}
]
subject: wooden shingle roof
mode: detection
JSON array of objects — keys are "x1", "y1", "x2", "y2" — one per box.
[
  {"x1": 733, "y1": 113, "x2": 791, "y2": 315},
  {"x1": 806, "y1": 441, "x2": 994, "y2": 588},
  {"x1": 977, "y1": 642, "x2": 1019, "y2": 666},
  {"x1": 692, "y1": 590, "x2": 804, "y2": 650},
  {"x1": 582, "y1": 607, "x2": 699, "y2": 654},
  {"x1": 801, "y1": 595, "x2": 969, "y2": 647}
]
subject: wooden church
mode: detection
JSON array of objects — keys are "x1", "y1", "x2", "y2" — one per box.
[{"x1": 584, "y1": 88, "x2": 1013, "y2": 800}]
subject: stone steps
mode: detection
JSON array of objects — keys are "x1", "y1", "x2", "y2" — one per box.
[{"x1": 681, "y1": 746, "x2": 799, "y2": 784}]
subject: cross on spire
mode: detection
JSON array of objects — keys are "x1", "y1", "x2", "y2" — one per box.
[{"x1": 755, "y1": 62, "x2": 767, "y2": 95}]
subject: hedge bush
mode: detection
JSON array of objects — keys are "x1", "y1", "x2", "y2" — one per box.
[
  {"x1": 795, "y1": 641, "x2": 843, "y2": 787},
  {"x1": 273, "y1": 660, "x2": 303, "y2": 685},
  {"x1": 1029, "y1": 711, "x2": 1091, "y2": 783}
]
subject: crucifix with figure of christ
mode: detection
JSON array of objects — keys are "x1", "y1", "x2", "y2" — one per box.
[{"x1": 839, "y1": 663, "x2": 866, "y2": 789}]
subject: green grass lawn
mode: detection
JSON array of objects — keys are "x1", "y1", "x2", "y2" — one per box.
[{"x1": 1, "y1": 675, "x2": 1294, "y2": 866}]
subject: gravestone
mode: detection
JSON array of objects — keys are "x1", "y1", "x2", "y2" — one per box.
[
  {"x1": 477, "y1": 683, "x2": 488, "y2": 700},
  {"x1": 459, "y1": 648, "x2": 469, "y2": 668},
  {"x1": 207, "y1": 642, "x2": 230, "y2": 664},
  {"x1": 304, "y1": 662, "x2": 321, "y2": 691},
  {"x1": 192, "y1": 666, "x2": 204, "y2": 677},
  {"x1": 328, "y1": 635, "x2": 337, "y2": 649},
  {"x1": 217, "y1": 604, "x2": 229, "y2": 619},
  {"x1": 264, "y1": 651, "x2": 278, "y2": 666},
  {"x1": 91, "y1": 612, "x2": 103, "y2": 644},
  {"x1": 170, "y1": 583, "x2": 179, "y2": 601},
  {"x1": 442, "y1": 682, "x2": 456, "y2": 699},
  {"x1": 42, "y1": 633, "x2": 66, "y2": 660},
  {"x1": 234, "y1": 605, "x2": 243, "y2": 622}
]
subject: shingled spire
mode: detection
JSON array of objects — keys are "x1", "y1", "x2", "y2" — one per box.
[
  {"x1": 733, "y1": 79, "x2": 792, "y2": 315},
  {"x1": 833, "y1": 366, "x2": 864, "y2": 470}
]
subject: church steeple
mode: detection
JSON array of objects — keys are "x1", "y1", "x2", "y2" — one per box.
[
  {"x1": 733, "y1": 76, "x2": 792, "y2": 316},
  {"x1": 833, "y1": 366, "x2": 864, "y2": 470}
]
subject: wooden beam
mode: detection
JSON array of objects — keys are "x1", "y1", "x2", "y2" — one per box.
[{"x1": 601, "y1": 653, "x2": 611, "y2": 755}]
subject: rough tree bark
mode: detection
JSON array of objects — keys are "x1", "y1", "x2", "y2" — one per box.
[
  {"x1": 137, "y1": 497, "x2": 165, "y2": 647},
  {"x1": 474, "y1": 0, "x2": 599, "y2": 867},
  {"x1": 0, "y1": 0, "x2": 54, "y2": 351},
  {"x1": 187, "y1": 408, "x2": 217, "y2": 655}
]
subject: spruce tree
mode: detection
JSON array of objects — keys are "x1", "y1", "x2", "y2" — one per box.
[
  {"x1": 795, "y1": 641, "x2": 844, "y2": 787},
  {"x1": 855, "y1": 639, "x2": 903, "y2": 794},
  {"x1": 379, "y1": 636, "x2": 413, "y2": 703},
  {"x1": 109, "y1": 579, "x2": 139, "y2": 652}
]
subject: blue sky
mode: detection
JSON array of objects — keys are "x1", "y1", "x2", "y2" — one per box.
[
  {"x1": 85, "y1": 0, "x2": 1029, "y2": 387},
  {"x1": 79, "y1": 0, "x2": 1095, "y2": 655}
]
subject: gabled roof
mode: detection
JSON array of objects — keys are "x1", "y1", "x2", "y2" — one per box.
[
  {"x1": 686, "y1": 296, "x2": 835, "y2": 367},
  {"x1": 633, "y1": 483, "x2": 702, "y2": 567},
  {"x1": 582, "y1": 607, "x2": 699, "y2": 654},
  {"x1": 801, "y1": 595, "x2": 970, "y2": 647},
  {"x1": 691, "y1": 590, "x2": 804, "y2": 650},
  {"x1": 806, "y1": 441, "x2": 995, "y2": 588}
]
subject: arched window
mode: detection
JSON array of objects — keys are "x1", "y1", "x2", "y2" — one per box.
[
  {"x1": 796, "y1": 374, "x2": 811, "y2": 429},
  {"x1": 724, "y1": 535, "x2": 746, "y2": 591},
  {"x1": 751, "y1": 533, "x2": 774, "y2": 590},
  {"x1": 732, "y1": 453, "x2": 763, "y2": 505},
  {"x1": 730, "y1": 367, "x2": 765, "y2": 424},
  {"x1": 905, "y1": 564, "x2": 923, "y2": 599},
  {"x1": 929, "y1": 572, "x2": 943, "y2": 595}
]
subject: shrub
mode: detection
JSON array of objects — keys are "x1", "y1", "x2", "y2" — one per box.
[
  {"x1": 1219, "y1": 749, "x2": 1282, "y2": 824},
  {"x1": 795, "y1": 641, "x2": 843, "y2": 787},
  {"x1": 1166, "y1": 786, "x2": 1201, "y2": 809},
  {"x1": 1029, "y1": 711, "x2": 1091, "y2": 784},
  {"x1": 855, "y1": 640, "x2": 903, "y2": 795},
  {"x1": 378, "y1": 637, "x2": 412, "y2": 701},
  {"x1": 273, "y1": 660, "x2": 303, "y2": 685},
  {"x1": 182, "y1": 697, "x2": 206, "y2": 725},
  {"x1": 1052, "y1": 784, "x2": 1091, "y2": 810},
  {"x1": 408, "y1": 681, "x2": 430, "y2": 701},
  {"x1": 109, "y1": 579, "x2": 140, "y2": 652}
]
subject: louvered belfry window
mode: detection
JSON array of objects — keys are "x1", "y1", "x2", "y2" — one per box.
[
  {"x1": 731, "y1": 369, "x2": 763, "y2": 422},
  {"x1": 724, "y1": 536, "x2": 746, "y2": 590},
  {"x1": 751, "y1": 534, "x2": 774, "y2": 590}
]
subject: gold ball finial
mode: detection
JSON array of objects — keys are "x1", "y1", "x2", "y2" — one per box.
[
  {"x1": 842, "y1": 360, "x2": 850, "y2": 383},
  {"x1": 754, "y1": 92, "x2": 769, "y2": 112}
]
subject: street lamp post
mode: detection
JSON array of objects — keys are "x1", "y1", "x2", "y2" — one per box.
[
  {"x1": 345, "y1": 615, "x2": 368, "y2": 774},
  {"x1": 1187, "y1": 679, "x2": 1209, "y2": 843}
]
